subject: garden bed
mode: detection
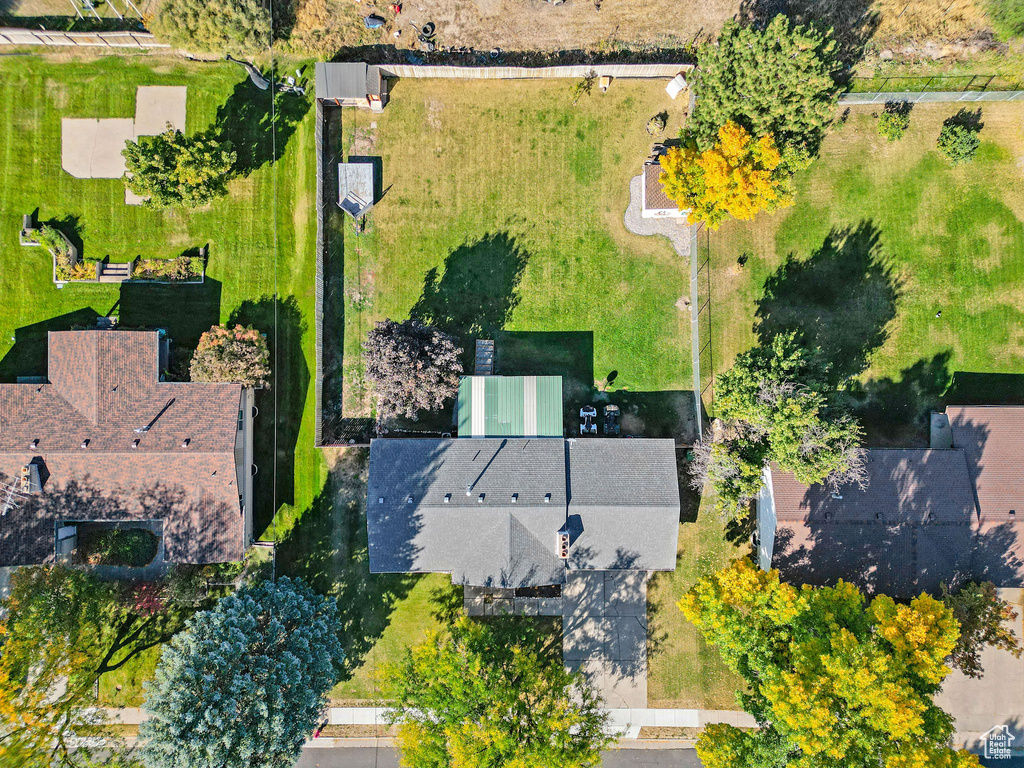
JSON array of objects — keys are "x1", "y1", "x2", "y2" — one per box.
[{"x1": 74, "y1": 526, "x2": 160, "y2": 568}]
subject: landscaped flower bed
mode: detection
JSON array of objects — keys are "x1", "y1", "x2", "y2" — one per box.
[
  {"x1": 75, "y1": 527, "x2": 160, "y2": 568},
  {"x1": 131, "y1": 254, "x2": 205, "y2": 283}
]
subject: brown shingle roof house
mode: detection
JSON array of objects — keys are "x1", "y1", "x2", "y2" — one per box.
[
  {"x1": 756, "y1": 407, "x2": 1024, "y2": 598},
  {"x1": 0, "y1": 330, "x2": 256, "y2": 566}
]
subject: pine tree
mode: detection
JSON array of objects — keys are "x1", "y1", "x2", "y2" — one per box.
[
  {"x1": 139, "y1": 578, "x2": 344, "y2": 768},
  {"x1": 122, "y1": 128, "x2": 236, "y2": 210},
  {"x1": 691, "y1": 15, "x2": 839, "y2": 159}
]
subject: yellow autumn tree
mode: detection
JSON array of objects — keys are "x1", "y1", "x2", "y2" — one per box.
[
  {"x1": 659, "y1": 121, "x2": 794, "y2": 230},
  {"x1": 679, "y1": 559, "x2": 977, "y2": 768}
]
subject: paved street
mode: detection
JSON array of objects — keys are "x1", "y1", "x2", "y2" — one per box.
[{"x1": 296, "y1": 747, "x2": 701, "y2": 768}]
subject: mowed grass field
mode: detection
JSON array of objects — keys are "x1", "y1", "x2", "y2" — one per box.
[
  {"x1": 705, "y1": 103, "x2": 1024, "y2": 443},
  {"x1": 337, "y1": 79, "x2": 692, "y2": 419},
  {"x1": 0, "y1": 55, "x2": 325, "y2": 703}
]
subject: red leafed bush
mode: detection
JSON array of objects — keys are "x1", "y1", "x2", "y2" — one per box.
[{"x1": 130, "y1": 582, "x2": 166, "y2": 616}]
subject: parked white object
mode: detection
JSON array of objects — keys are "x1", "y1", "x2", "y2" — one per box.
[{"x1": 665, "y1": 73, "x2": 688, "y2": 99}]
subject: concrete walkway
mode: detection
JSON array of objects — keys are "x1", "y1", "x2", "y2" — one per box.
[
  {"x1": 623, "y1": 174, "x2": 690, "y2": 258},
  {"x1": 564, "y1": 571, "x2": 649, "y2": 710},
  {"x1": 100, "y1": 705, "x2": 756, "y2": 739}
]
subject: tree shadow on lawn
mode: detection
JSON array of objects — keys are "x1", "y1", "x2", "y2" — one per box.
[
  {"x1": 276, "y1": 449, "x2": 419, "y2": 683},
  {"x1": 214, "y1": 78, "x2": 311, "y2": 178},
  {"x1": 229, "y1": 296, "x2": 308, "y2": 540},
  {"x1": 755, "y1": 220, "x2": 901, "y2": 388},
  {"x1": 411, "y1": 232, "x2": 530, "y2": 353}
]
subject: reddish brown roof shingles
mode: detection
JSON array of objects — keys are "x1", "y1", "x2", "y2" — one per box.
[
  {"x1": 0, "y1": 330, "x2": 245, "y2": 566},
  {"x1": 768, "y1": 448, "x2": 1023, "y2": 597},
  {"x1": 643, "y1": 162, "x2": 677, "y2": 212}
]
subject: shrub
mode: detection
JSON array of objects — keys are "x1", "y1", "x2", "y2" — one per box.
[
  {"x1": 77, "y1": 528, "x2": 159, "y2": 568},
  {"x1": 122, "y1": 128, "x2": 236, "y2": 210},
  {"x1": 878, "y1": 105, "x2": 910, "y2": 141},
  {"x1": 363, "y1": 318, "x2": 463, "y2": 421},
  {"x1": 937, "y1": 122, "x2": 980, "y2": 164},
  {"x1": 985, "y1": 0, "x2": 1024, "y2": 40},
  {"x1": 129, "y1": 582, "x2": 167, "y2": 616},
  {"x1": 149, "y1": 0, "x2": 271, "y2": 54},
  {"x1": 134, "y1": 255, "x2": 204, "y2": 281},
  {"x1": 190, "y1": 324, "x2": 271, "y2": 388}
]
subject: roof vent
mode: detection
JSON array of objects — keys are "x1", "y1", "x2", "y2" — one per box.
[
  {"x1": 378, "y1": 497, "x2": 384, "y2": 504},
  {"x1": 406, "y1": 495, "x2": 414, "y2": 504},
  {"x1": 29, "y1": 439, "x2": 38, "y2": 449},
  {"x1": 131, "y1": 439, "x2": 140, "y2": 449},
  {"x1": 511, "y1": 493, "x2": 518, "y2": 503},
  {"x1": 478, "y1": 493, "x2": 485, "y2": 503},
  {"x1": 181, "y1": 438, "x2": 191, "y2": 448},
  {"x1": 1011, "y1": 509, "x2": 1016, "y2": 518},
  {"x1": 444, "y1": 493, "x2": 451, "y2": 503},
  {"x1": 465, "y1": 484, "x2": 472, "y2": 497},
  {"x1": 557, "y1": 525, "x2": 570, "y2": 559},
  {"x1": 80, "y1": 440, "x2": 89, "y2": 449},
  {"x1": 831, "y1": 492, "x2": 843, "y2": 500},
  {"x1": 544, "y1": 493, "x2": 551, "y2": 503}
]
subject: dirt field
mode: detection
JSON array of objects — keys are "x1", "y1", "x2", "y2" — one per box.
[{"x1": 288, "y1": 0, "x2": 740, "y2": 57}]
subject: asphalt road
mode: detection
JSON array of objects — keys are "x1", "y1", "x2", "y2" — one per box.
[{"x1": 296, "y1": 746, "x2": 702, "y2": 768}]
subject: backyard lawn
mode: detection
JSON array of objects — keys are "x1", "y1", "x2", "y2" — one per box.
[
  {"x1": 0, "y1": 54, "x2": 324, "y2": 703},
  {"x1": 334, "y1": 79, "x2": 693, "y2": 431},
  {"x1": 703, "y1": 102, "x2": 1024, "y2": 443}
]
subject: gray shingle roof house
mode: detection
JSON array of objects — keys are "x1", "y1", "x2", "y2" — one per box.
[
  {"x1": 366, "y1": 434, "x2": 680, "y2": 588},
  {"x1": 757, "y1": 406, "x2": 1024, "y2": 597},
  {"x1": 0, "y1": 330, "x2": 256, "y2": 566}
]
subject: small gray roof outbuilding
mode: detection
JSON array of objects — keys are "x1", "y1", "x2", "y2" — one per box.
[{"x1": 315, "y1": 63, "x2": 383, "y2": 101}]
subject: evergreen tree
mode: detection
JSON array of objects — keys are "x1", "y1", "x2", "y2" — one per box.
[
  {"x1": 139, "y1": 578, "x2": 344, "y2": 768},
  {"x1": 123, "y1": 128, "x2": 236, "y2": 210},
  {"x1": 149, "y1": 0, "x2": 271, "y2": 55},
  {"x1": 691, "y1": 15, "x2": 839, "y2": 159}
]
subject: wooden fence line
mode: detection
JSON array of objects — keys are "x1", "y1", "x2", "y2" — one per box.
[
  {"x1": 379, "y1": 63, "x2": 691, "y2": 79},
  {"x1": 0, "y1": 27, "x2": 168, "y2": 48}
]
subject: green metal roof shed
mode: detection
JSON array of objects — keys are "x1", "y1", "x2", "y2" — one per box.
[{"x1": 457, "y1": 376, "x2": 563, "y2": 438}]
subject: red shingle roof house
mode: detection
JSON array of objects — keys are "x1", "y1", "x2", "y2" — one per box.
[
  {"x1": 0, "y1": 330, "x2": 256, "y2": 566},
  {"x1": 757, "y1": 406, "x2": 1024, "y2": 598}
]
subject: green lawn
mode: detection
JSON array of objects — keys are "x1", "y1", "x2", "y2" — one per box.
[
  {"x1": 0, "y1": 54, "x2": 324, "y2": 537},
  {"x1": 0, "y1": 54, "x2": 326, "y2": 703},
  {"x1": 646, "y1": 492, "x2": 749, "y2": 709},
  {"x1": 704, "y1": 102, "x2": 1024, "y2": 443},
  {"x1": 336, "y1": 79, "x2": 692, "y2": 427}
]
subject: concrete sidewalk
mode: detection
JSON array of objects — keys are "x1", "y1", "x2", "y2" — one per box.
[{"x1": 101, "y1": 705, "x2": 756, "y2": 740}]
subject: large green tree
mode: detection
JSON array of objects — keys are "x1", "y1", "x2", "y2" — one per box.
[
  {"x1": 139, "y1": 577, "x2": 344, "y2": 768},
  {"x1": 690, "y1": 15, "x2": 839, "y2": 160},
  {"x1": 0, "y1": 567, "x2": 165, "y2": 767},
  {"x1": 692, "y1": 332, "x2": 864, "y2": 517},
  {"x1": 122, "y1": 128, "x2": 236, "y2": 210},
  {"x1": 380, "y1": 617, "x2": 610, "y2": 768},
  {"x1": 680, "y1": 559, "x2": 980, "y2": 768},
  {"x1": 149, "y1": 0, "x2": 271, "y2": 55}
]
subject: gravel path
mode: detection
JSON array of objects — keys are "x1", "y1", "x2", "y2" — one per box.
[{"x1": 623, "y1": 174, "x2": 691, "y2": 258}]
